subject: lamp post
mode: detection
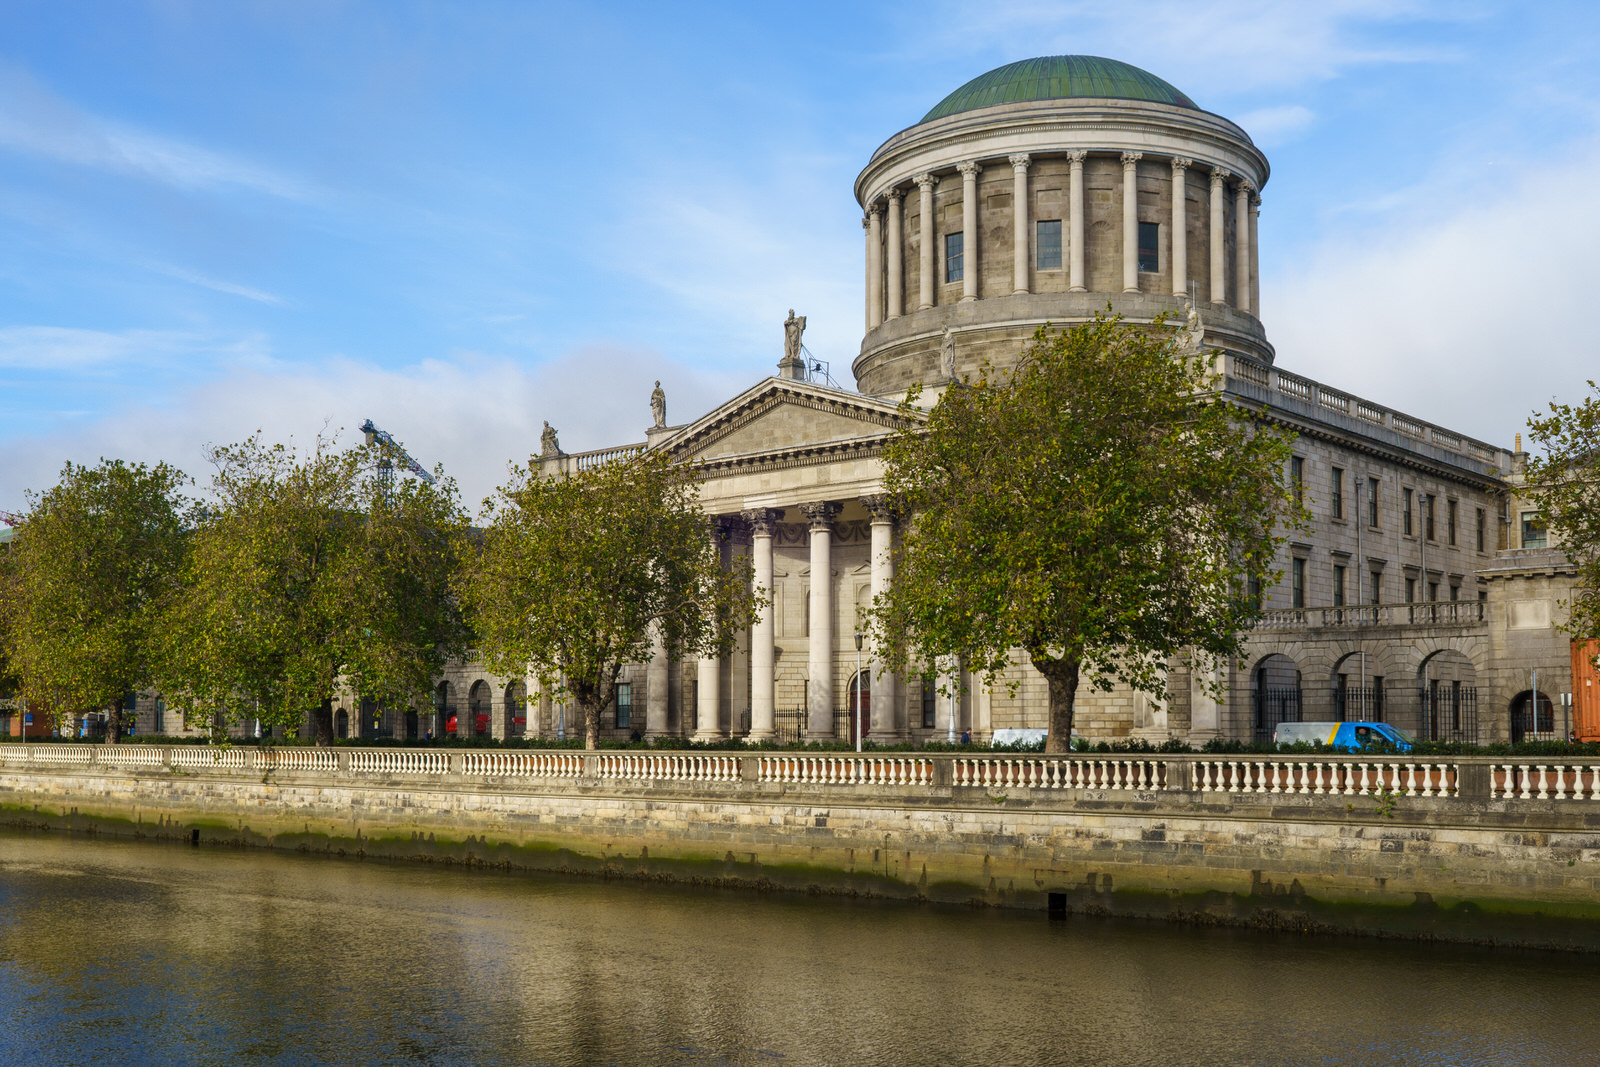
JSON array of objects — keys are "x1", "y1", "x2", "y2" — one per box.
[
  {"x1": 947, "y1": 656, "x2": 958, "y2": 743},
  {"x1": 853, "y1": 632, "x2": 863, "y2": 753}
]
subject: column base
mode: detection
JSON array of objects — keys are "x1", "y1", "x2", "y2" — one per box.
[
  {"x1": 917, "y1": 302, "x2": 933, "y2": 311},
  {"x1": 692, "y1": 730, "x2": 725, "y2": 743},
  {"x1": 744, "y1": 729, "x2": 776, "y2": 743},
  {"x1": 959, "y1": 295, "x2": 977, "y2": 303},
  {"x1": 1011, "y1": 288, "x2": 1029, "y2": 295},
  {"x1": 1069, "y1": 286, "x2": 1087, "y2": 293},
  {"x1": 1123, "y1": 286, "x2": 1140, "y2": 293}
]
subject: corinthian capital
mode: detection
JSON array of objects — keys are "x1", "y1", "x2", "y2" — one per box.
[
  {"x1": 1170, "y1": 156, "x2": 1193, "y2": 173},
  {"x1": 1066, "y1": 150, "x2": 1087, "y2": 165},
  {"x1": 887, "y1": 186, "x2": 904, "y2": 204},
  {"x1": 740, "y1": 507, "x2": 785, "y2": 536},
  {"x1": 913, "y1": 171, "x2": 936, "y2": 191},
  {"x1": 956, "y1": 160, "x2": 982, "y2": 180},
  {"x1": 860, "y1": 494, "x2": 897, "y2": 524},
  {"x1": 799, "y1": 501, "x2": 840, "y2": 529},
  {"x1": 1008, "y1": 153, "x2": 1032, "y2": 171},
  {"x1": 1121, "y1": 151, "x2": 1144, "y2": 167},
  {"x1": 1209, "y1": 166, "x2": 1231, "y2": 186},
  {"x1": 1237, "y1": 177, "x2": 1256, "y2": 194}
]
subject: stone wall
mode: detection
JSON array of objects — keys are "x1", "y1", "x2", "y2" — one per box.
[{"x1": 6, "y1": 746, "x2": 1600, "y2": 949}]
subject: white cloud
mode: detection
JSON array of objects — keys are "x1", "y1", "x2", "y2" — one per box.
[
  {"x1": 0, "y1": 346, "x2": 751, "y2": 514},
  {"x1": 0, "y1": 65, "x2": 316, "y2": 201},
  {"x1": 0, "y1": 326, "x2": 269, "y2": 371},
  {"x1": 148, "y1": 264, "x2": 285, "y2": 306},
  {"x1": 1265, "y1": 138, "x2": 1600, "y2": 448}
]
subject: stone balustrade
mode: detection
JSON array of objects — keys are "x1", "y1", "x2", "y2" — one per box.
[
  {"x1": 1254, "y1": 602, "x2": 1486, "y2": 631},
  {"x1": 9, "y1": 744, "x2": 1600, "y2": 807}
]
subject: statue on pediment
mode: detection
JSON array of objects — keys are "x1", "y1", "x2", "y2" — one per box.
[
  {"x1": 541, "y1": 420, "x2": 560, "y2": 457},
  {"x1": 650, "y1": 380, "x2": 666, "y2": 428}
]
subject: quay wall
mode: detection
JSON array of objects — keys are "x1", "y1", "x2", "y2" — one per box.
[{"x1": 4, "y1": 746, "x2": 1600, "y2": 949}]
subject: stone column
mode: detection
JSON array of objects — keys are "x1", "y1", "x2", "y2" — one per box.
[
  {"x1": 1249, "y1": 191, "x2": 1261, "y2": 317},
  {"x1": 727, "y1": 520, "x2": 751, "y2": 737},
  {"x1": 1067, "y1": 150, "x2": 1087, "y2": 291},
  {"x1": 1170, "y1": 157, "x2": 1190, "y2": 297},
  {"x1": 862, "y1": 495, "x2": 899, "y2": 739},
  {"x1": 1009, "y1": 154, "x2": 1031, "y2": 294},
  {"x1": 886, "y1": 189, "x2": 904, "y2": 320},
  {"x1": 1209, "y1": 167, "x2": 1229, "y2": 304},
  {"x1": 525, "y1": 671, "x2": 543, "y2": 739},
  {"x1": 694, "y1": 520, "x2": 726, "y2": 741},
  {"x1": 645, "y1": 626, "x2": 669, "y2": 738},
  {"x1": 1121, "y1": 151, "x2": 1142, "y2": 293},
  {"x1": 742, "y1": 508, "x2": 783, "y2": 741},
  {"x1": 457, "y1": 687, "x2": 473, "y2": 739},
  {"x1": 915, "y1": 172, "x2": 936, "y2": 310},
  {"x1": 802, "y1": 501, "x2": 839, "y2": 738},
  {"x1": 866, "y1": 203, "x2": 884, "y2": 330},
  {"x1": 1234, "y1": 179, "x2": 1253, "y2": 315},
  {"x1": 957, "y1": 161, "x2": 981, "y2": 301}
]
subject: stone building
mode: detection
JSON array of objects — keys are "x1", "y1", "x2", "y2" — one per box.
[{"x1": 120, "y1": 56, "x2": 1585, "y2": 746}]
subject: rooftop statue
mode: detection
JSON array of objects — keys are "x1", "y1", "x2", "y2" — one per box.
[
  {"x1": 541, "y1": 420, "x2": 560, "y2": 458},
  {"x1": 650, "y1": 380, "x2": 667, "y2": 429},
  {"x1": 940, "y1": 326, "x2": 956, "y2": 381},
  {"x1": 784, "y1": 309, "x2": 806, "y2": 364},
  {"x1": 1176, "y1": 300, "x2": 1205, "y2": 355}
]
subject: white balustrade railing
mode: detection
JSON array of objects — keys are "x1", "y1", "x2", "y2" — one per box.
[
  {"x1": 26, "y1": 744, "x2": 98, "y2": 766},
  {"x1": 459, "y1": 751, "x2": 581, "y2": 777},
  {"x1": 1195, "y1": 759, "x2": 1458, "y2": 798},
  {"x1": 350, "y1": 750, "x2": 449, "y2": 775},
  {"x1": 600, "y1": 754, "x2": 742, "y2": 783},
  {"x1": 0, "y1": 744, "x2": 33, "y2": 764},
  {"x1": 98, "y1": 746, "x2": 166, "y2": 768},
  {"x1": 952, "y1": 757, "x2": 1164, "y2": 791},
  {"x1": 253, "y1": 748, "x2": 339, "y2": 773},
  {"x1": 169, "y1": 746, "x2": 248, "y2": 770},
  {"x1": 1491, "y1": 764, "x2": 1600, "y2": 800},
  {"x1": 759, "y1": 755, "x2": 932, "y2": 786}
]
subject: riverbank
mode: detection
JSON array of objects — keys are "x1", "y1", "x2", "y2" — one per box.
[{"x1": 5, "y1": 744, "x2": 1600, "y2": 951}]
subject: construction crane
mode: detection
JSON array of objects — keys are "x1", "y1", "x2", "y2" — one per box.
[{"x1": 359, "y1": 419, "x2": 435, "y2": 498}]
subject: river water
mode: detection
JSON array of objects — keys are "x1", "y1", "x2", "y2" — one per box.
[{"x1": 1, "y1": 831, "x2": 1597, "y2": 1066}]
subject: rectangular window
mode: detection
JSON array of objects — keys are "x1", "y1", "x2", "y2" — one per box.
[
  {"x1": 921, "y1": 674, "x2": 936, "y2": 729},
  {"x1": 1521, "y1": 510, "x2": 1547, "y2": 549},
  {"x1": 1247, "y1": 575, "x2": 1262, "y2": 610},
  {"x1": 1447, "y1": 499, "x2": 1457, "y2": 546},
  {"x1": 1450, "y1": 583, "x2": 1460, "y2": 602},
  {"x1": 1331, "y1": 468, "x2": 1344, "y2": 520},
  {"x1": 615, "y1": 683, "x2": 632, "y2": 729},
  {"x1": 1367, "y1": 477, "x2": 1380, "y2": 528},
  {"x1": 1428, "y1": 581, "x2": 1439, "y2": 602},
  {"x1": 1036, "y1": 219, "x2": 1062, "y2": 270},
  {"x1": 944, "y1": 232, "x2": 964, "y2": 283},
  {"x1": 1290, "y1": 456, "x2": 1304, "y2": 506},
  {"x1": 1137, "y1": 221, "x2": 1159, "y2": 272},
  {"x1": 1425, "y1": 494, "x2": 1436, "y2": 541},
  {"x1": 1369, "y1": 570, "x2": 1381, "y2": 605},
  {"x1": 1332, "y1": 564, "x2": 1346, "y2": 607},
  {"x1": 1405, "y1": 576, "x2": 1416, "y2": 603},
  {"x1": 1292, "y1": 558, "x2": 1306, "y2": 608},
  {"x1": 1403, "y1": 488, "x2": 1414, "y2": 536},
  {"x1": 1476, "y1": 508, "x2": 1485, "y2": 552}
]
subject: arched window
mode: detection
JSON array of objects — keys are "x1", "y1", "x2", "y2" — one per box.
[{"x1": 334, "y1": 708, "x2": 349, "y2": 739}]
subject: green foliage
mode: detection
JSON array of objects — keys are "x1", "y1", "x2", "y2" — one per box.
[
  {"x1": 155, "y1": 433, "x2": 468, "y2": 743},
  {"x1": 0, "y1": 459, "x2": 190, "y2": 740},
  {"x1": 458, "y1": 447, "x2": 762, "y2": 750},
  {"x1": 870, "y1": 313, "x2": 1301, "y2": 753},
  {"x1": 1525, "y1": 380, "x2": 1600, "y2": 643}
]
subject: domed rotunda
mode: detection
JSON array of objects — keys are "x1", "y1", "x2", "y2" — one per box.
[{"x1": 851, "y1": 55, "x2": 1271, "y2": 396}]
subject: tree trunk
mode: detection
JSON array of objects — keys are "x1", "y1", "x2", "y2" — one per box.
[
  {"x1": 104, "y1": 706, "x2": 123, "y2": 745},
  {"x1": 1034, "y1": 654, "x2": 1081, "y2": 754},
  {"x1": 313, "y1": 698, "x2": 335, "y2": 747}
]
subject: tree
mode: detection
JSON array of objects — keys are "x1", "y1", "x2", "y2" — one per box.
[
  {"x1": 868, "y1": 316, "x2": 1300, "y2": 753},
  {"x1": 157, "y1": 433, "x2": 468, "y2": 744},
  {"x1": 459, "y1": 446, "x2": 759, "y2": 750},
  {"x1": 1526, "y1": 379, "x2": 1600, "y2": 643},
  {"x1": 0, "y1": 460, "x2": 190, "y2": 742}
]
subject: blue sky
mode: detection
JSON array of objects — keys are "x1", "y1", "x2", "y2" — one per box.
[{"x1": 4, "y1": 1, "x2": 1600, "y2": 511}]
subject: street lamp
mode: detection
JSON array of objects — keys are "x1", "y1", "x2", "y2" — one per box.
[{"x1": 853, "y1": 632, "x2": 863, "y2": 753}]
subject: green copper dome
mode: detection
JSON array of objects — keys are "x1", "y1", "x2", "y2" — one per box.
[{"x1": 922, "y1": 56, "x2": 1196, "y2": 122}]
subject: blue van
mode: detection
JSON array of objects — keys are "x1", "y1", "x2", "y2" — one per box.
[{"x1": 1274, "y1": 721, "x2": 1414, "y2": 752}]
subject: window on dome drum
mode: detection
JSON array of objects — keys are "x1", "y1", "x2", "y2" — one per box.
[
  {"x1": 1137, "y1": 221, "x2": 1159, "y2": 272},
  {"x1": 945, "y1": 233, "x2": 964, "y2": 283},
  {"x1": 615, "y1": 683, "x2": 632, "y2": 730},
  {"x1": 1291, "y1": 558, "x2": 1306, "y2": 608},
  {"x1": 1036, "y1": 219, "x2": 1062, "y2": 270},
  {"x1": 1367, "y1": 477, "x2": 1380, "y2": 528},
  {"x1": 1331, "y1": 467, "x2": 1344, "y2": 519}
]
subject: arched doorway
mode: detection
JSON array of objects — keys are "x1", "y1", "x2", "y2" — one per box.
[
  {"x1": 467, "y1": 680, "x2": 491, "y2": 738},
  {"x1": 434, "y1": 681, "x2": 451, "y2": 739},
  {"x1": 504, "y1": 681, "x2": 527, "y2": 737},
  {"x1": 1510, "y1": 689, "x2": 1557, "y2": 743},
  {"x1": 1418, "y1": 650, "x2": 1477, "y2": 742},
  {"x1": 1252, "y1": 654, "x2": 1301, "y2": 742},
  {"x1": 334, "y1": 708, "x2": 349, "y2": 739},
  {"x1": 1331, "y1": 651, "x2": 1385, "y2": 723},
  {"x1": 848, "y1": 671, "x2": 871, "y2": 745}
]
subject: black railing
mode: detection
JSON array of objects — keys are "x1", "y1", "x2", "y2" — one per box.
[
  {"x1": 1416, "y1": 686, "x2": 1479, "y2": 744},
  {"x1": 1253, "y1": 686, "x2": 1303, "y2": 742},
  {"x1": 1333, "y1": 684, "x2": 1385, "y2": 723}
]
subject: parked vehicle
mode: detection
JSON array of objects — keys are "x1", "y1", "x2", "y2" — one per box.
[{"x1": 1274, "y1": 721, "x2": 1414, "y2": 751}]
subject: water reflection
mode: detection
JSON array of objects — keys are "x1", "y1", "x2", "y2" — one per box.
[{"x1": 0, "y1": 831, "x2": 1597, "y2": 1066}]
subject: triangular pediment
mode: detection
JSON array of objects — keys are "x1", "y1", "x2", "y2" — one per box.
[{"x1": 660, "y1": 378, "x2": 920, "y2": 462}]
